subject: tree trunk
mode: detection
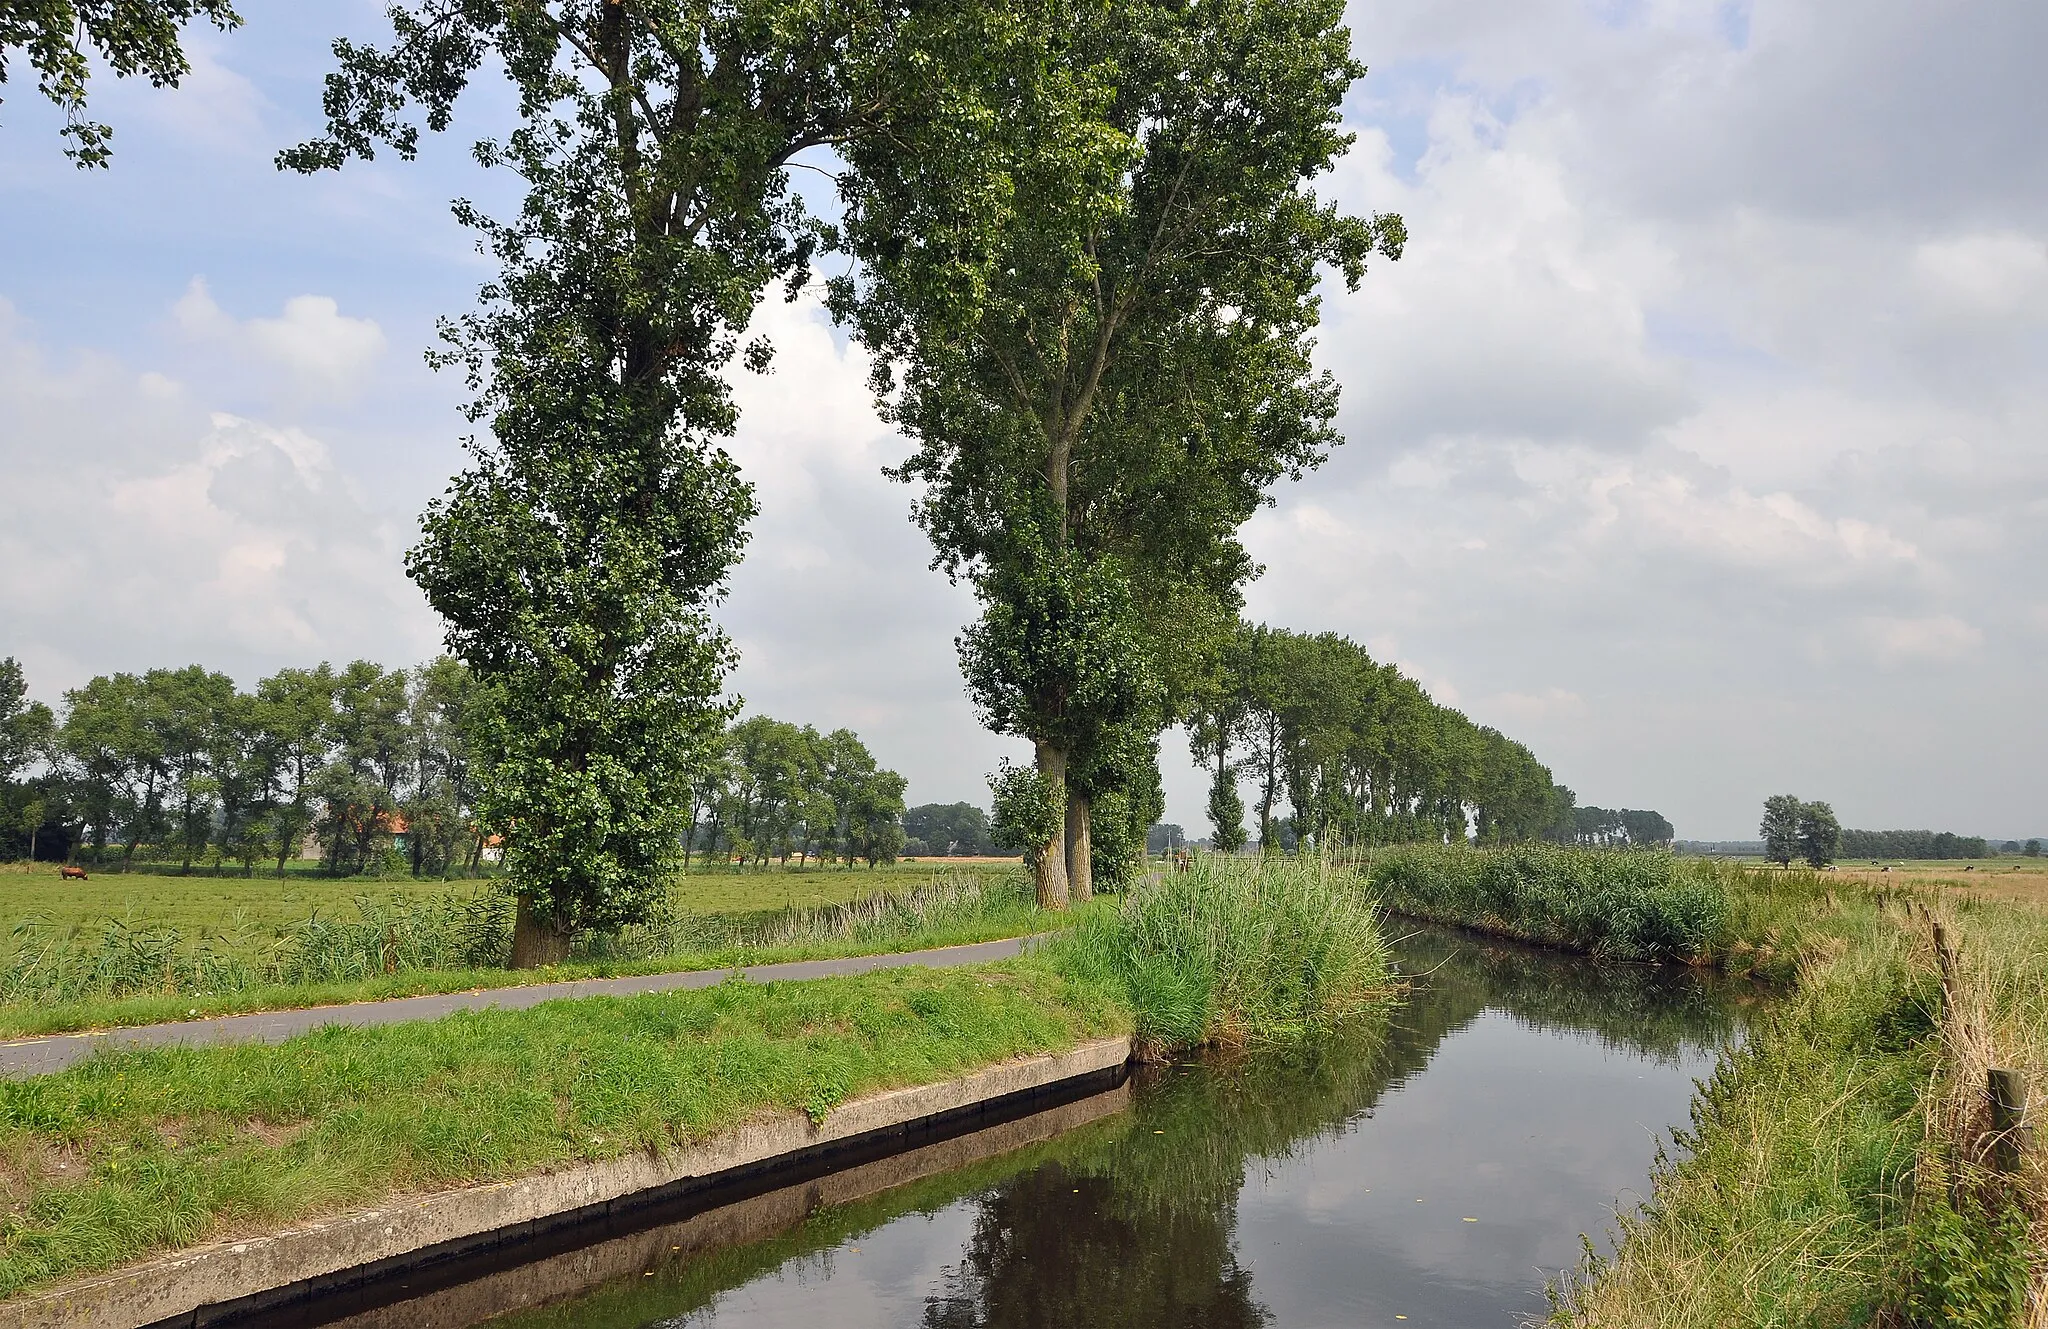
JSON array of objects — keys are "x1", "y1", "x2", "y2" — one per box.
[
  {"x1": 1034, "y1": 739, "x2": 1069, "y2": 910},
  {"x1": 1067, "y1": 790, "x2": 1092, "y2": 903},
  {"x1": 508, "y1": 893, "x2": 572, "y2": 969}
]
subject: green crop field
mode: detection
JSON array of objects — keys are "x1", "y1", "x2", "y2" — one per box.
[{"x1": 0, "y1": 859, "x2": 1022, "y2": 938}]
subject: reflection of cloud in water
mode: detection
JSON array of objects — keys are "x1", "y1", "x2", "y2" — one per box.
[{"x1": 1238, "y1": 1013, "x2": 1719, "y2": 1327}]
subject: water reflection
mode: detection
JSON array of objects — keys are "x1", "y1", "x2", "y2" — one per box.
[{"x1": 315, "y1": 926, "x2": 1750, "y2": 1329}]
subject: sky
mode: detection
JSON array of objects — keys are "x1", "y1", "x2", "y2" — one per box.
[{"x1": 1, "y1": 0, "x2": 2042, "y2": 842}]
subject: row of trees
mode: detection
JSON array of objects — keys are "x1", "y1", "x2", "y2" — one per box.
[
  {"x1": 14, "y1": 1, "x2": 1412, "y2": 951},
  {"x1": 683, "y1": 717, "x2": 908, "y2": 869},
  {"x1": 1181, "y1": 625, "x2": 1576, "y2": 854},
  {"x1": 1840, "y1": 828, "x2": 1992, "y2": 860},
  {"x1": 1559, "y1": 807, "x2": 1676, "y2": 849},
  {"x1": 1, "y1": 655, "x2": 482, "y2": 876},
  {"x1": 1760, "y1": 795, "x2": 1844, "y2": 869},
  {"x1": 1, "y1": 655, "x2": 921, "y2": 877}
]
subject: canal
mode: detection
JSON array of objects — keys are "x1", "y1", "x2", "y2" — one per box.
[{"x1": 293, "y1": 926, "x2": 1755, "y2": 1329}]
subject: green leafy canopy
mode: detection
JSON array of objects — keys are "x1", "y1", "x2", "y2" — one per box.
[{"x1": 0, "y1": 0, "x2": 240, "y2": 166}]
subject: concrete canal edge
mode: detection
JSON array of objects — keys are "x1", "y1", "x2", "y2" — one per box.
[{"x1": 0, "y1": 1036, "x2": 1134, "y2": 1329}]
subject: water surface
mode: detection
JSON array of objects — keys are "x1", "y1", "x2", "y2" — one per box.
[{"x1": 326, "y1": 927, "x2": 1753, "y2": 1329}]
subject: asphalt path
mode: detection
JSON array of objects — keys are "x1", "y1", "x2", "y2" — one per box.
[{"x1": 0, "y1": 936, "x2": 1034, "y2": 1079}]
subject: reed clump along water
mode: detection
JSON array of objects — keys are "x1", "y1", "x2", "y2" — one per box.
[
  {"x1": 1048, "y1": 853, "x2": 1394, "y2": 1054},
  {"x1": 1363, "y1": 841, "x2": 1865, "y2": 982},
  {"x1": 0, "y1": 874, "x2": 1040, "y2": 1037},
  {"x1": 1363, "y1": 842, "x2": 1729, "y2": 963}
]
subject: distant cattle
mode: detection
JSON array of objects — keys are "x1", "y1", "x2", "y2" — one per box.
[{"x1": 60, "y1": 865, "x2": 88, "y2": 880}]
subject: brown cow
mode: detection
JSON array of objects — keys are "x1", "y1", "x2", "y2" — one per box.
[{"x1": 60, "y1": 864, "x2": 88, "y2": 880}]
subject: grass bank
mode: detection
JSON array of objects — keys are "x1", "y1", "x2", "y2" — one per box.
[
  {"x1": 1550, "y1": 887, "x2": 2047, "y2": 1326},
  {"x1": 1361, "y1": 844, "x2": 2047, "y2": 1321},
  {"x1": 0, "y1": 873, "x2": 1046, "y2": 1038},
  {"x1": 0, "y1": 962, "x2": 1125, "y2": 1301},
  {"x1": 0, "y1": 855, "x2": 1394, "y2": 1302}
]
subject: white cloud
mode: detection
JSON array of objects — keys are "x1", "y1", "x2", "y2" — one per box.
[
  {"x1": 173, "y1": 278, "x2": 387, "y2": 396},
  {"x1": 1912, "y1": 233, "x2": 2048, "y2": 318},
  {"x1": 1859, "y1": 615, "x2": 1985, "y2": 665},
  {"x1": 717, "y1": 293, "x2": 1022, "y2": 798},
  {"x1": 0, "y1": 304, "x2": 438, "y2": 693},
  {"x1": 126, "y1": 39, "x2": 269, "y2": 154},
  {"x1": 1480, "y1": 688, "x2": 1590, "y2": 725}
]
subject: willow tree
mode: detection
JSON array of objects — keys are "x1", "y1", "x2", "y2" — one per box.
[
  {"x1": 284, "y1": 2, "x2": 1009, "y2": 963},
  {"x1": 833, "y1": 0, "x2": 1401, "y2": 905}
]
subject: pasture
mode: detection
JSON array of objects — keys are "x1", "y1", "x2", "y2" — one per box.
[{"x1": 0, "y1": 858, "x2": 1021, "y2": 940}]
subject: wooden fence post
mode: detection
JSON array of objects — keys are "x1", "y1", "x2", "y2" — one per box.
[{"x1": 1989, "y1": 1067, "x2": 2028, "y2": 1173}]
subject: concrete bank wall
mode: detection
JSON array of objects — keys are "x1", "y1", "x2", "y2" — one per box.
[
  {"x1": 319, "y1": 1077, "x2": 1134, "y2": 1329},
  {"x1": 2, "y1": 1037, "x2": 1132, "y2": 1329}
]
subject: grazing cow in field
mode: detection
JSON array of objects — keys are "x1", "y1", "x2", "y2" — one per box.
[{"x1": 60, "y1": 864, "x2": 88, "y2": 880}]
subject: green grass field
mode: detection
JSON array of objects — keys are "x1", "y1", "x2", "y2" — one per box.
[
  {"x1": 0, "y1": 863, "x2": 1049, "y2": 1036},
  {"x1": 0, "y1": 859, "x2": 1021, "y2": 938}
]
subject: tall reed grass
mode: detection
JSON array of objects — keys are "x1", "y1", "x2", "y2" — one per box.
[
  {"x1": 1365, "y1": 842, "x2": 1728, "y2": 962},
  {"x1": 1048, "y1": 853, "x2": 1392, "y2": 1053}
]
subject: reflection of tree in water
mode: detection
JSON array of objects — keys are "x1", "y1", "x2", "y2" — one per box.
[
  {"x1": 470, "y1": 929, "x2": 1750, "y2": 1329},
  {"x1": 1390, "y1": 923, "x2": 1756, "y2": 1064},
  {"x1": 915, "y1": 1026, "x2": 1402, "y2": 1329},
  {"x1": 921, "y1": 1158, "x2": 1267, "y2": 1329}
]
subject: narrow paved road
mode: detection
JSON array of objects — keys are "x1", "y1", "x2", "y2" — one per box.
[{"x1": 0, "y1": 937, "x2": 1033, "y2": 1079}]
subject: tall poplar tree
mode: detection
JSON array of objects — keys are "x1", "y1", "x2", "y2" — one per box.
[
  {"x1": 285, "y1": 2, "x2": 1018, "y2": 961},
  {"x1": 832, "y1": 0, "x2": 1401, "y2": 906}
]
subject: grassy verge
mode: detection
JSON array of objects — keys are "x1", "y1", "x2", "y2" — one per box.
[
  {"x1": 0, "y1": 960, "x2": 1127, "y2": 1300},
  {"x1": 0, "y1": 874, "x2": 1048, "y2": 1038},
  {"x1": 0, "y1": 860, "x2": 1019, "y2": 934},
  {"x1": 1360, "y1": 844, "x2": 2047, "y2": 1321},
  {"x1": 1549, "y1": 888, "x2": 2046, "y2": 1326}
]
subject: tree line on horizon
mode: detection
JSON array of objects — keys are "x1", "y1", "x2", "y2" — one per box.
[
  {"x1": 0, "y1": 656, "x2": 947, "y2": 877},
  {"x1": 681, "y1": 715, "x2": 909, "y2": 870},
  {"x1": 0, "y1": 655, "x2": 481, "y2": 877},
  {"x1": 1757, "y1": 794, "x2": 2036, "y2": 866},
  {"x1": 1838, "y1": 828, "x2": 1999, "y2": 860},
  {"x1": 1179, "y1": 624, "x2": 1667, "y2": 855}
]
